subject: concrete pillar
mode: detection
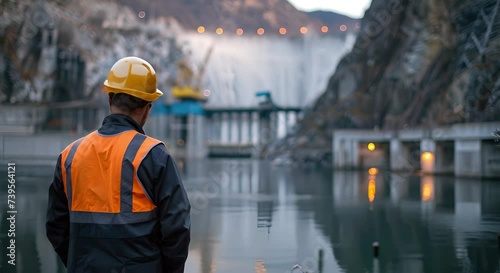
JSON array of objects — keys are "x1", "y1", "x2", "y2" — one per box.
[
  {"x1": 332, "y1": 135, "x2": 342, "y2": 168},
  {"x1": 259, "y1": 112, "x2": 272, "y2": 145},
  {"x1": 240, "y1": 112, "x2": 249, "y2": 144},
  {"x1": 237, "y1": 113, "x2": 243, "y2": 144},
  {"x1": 247, "y1": 112, "x2": 253, "y2": 144},
  {"x1": 277, "y1": 111, "x2": 286, "y2": 139},
  {"x1": 251, "y1": 112, "x2": 258, "y2": 145},
  {"x1": 454, "y1": 140, "x2": 481, "y2": 177},
  {"x1": 390, "y1": 139, "x2": 404, "y2": 171},
  {"x1": 186, "y1": 115, "x2": 207, "y2": 158},
  {"x1": 215, "y1": 114, "x2": 222, "y2": 143},
  {"x1": 284, "y1": 111, "x2": 290, "y2": 136},
  {"x1": 333, "y1": 135, "x2": 359, "y2": 168},
  {"x1": 221, "y1": 113, "x2": 229, "y2": 143},
  {"x1": 420, "y1": 139, "x2": 436, "y2": 173},
  {"x1": 206, "y1": 115, "x2": 214, "y2": 143},
  {"x1": 227, "y1": 113, "x2": 233, "y2": 143},
  {"x1": 481, "y1": 140, "x2": 500, "y2": 178}
]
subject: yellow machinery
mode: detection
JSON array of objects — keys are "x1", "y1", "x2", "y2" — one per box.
[{"x1": 172, "y1": 46, "x2": 214, "y2": 102}]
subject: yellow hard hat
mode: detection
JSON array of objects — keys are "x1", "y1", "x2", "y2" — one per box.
[{"x1": 103, "y1": 56, "x2": 163, "y2": 102}]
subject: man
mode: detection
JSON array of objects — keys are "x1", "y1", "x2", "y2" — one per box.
[{"x1": 46, "y1": 57, "x2": 191, "y2": 273}]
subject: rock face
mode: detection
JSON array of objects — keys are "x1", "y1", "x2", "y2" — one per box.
[
  {"x1": 306, "y1": 10, "x2": 359, "y2": 30},
  {"x1": 270, "y1": 0, "x2": 500, "y2": 164},
  {"x1": 0, "y1": 0, "x2": 354, "y2": 104},
  {"x1": 0, "y1": 0, "x2": 184, "y2": 103}
]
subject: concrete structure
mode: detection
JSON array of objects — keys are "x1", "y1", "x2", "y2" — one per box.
[
  {"x1": 0, "y1": 98, "x2": 301, "y2": 164},
  {"x1": 332, "y1": 122, "x2": 500, "y2": 178}
]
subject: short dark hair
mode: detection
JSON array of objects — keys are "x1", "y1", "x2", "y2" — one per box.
[{"x1": 109, "y1": 93, "x2": 150, "y2": 113}]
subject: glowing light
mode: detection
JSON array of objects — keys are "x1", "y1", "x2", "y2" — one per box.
[
  {"x1": 321, "y1": 26, "x2": 329, "y2": 33},
  {"x1": 421, "y1": 152, "x2": 434, "y2": 162},
  {"x1": 177, "y1": 139, "x2": 185, "y2": 146},
  {"x1": 197, "y1": 26, "x2": 205, "y2": 33},
  {"x1": 340, "y1": 24, "x2": 347, "y2": 32},
  {"x1": 368, "y1": 168, "x2": 379, "y2": 175},
  {"x1": 216, "y1": 28, "x2": 223, "y2": 35},
  {"x1": 279, "y1": 27, "x2": 287, "y2": 35},
  {"x1": 203, "y1": 89, "x2": 211, "y2": 97},
  {"x1": 257, "y1": 28, "x2": 265, "y2": 35},
  {"x1": 367, "y1": 142, "x2": 376, "y2": 151},
  {"x1": 300, "y1": 27, "x2": 308, "y2": 34},
  {"x1": 368, "y1": 179, "x2": 376, "y2": 203},
  {"x1": 138, "y1": 11, "x2": 146, "y2": 19},
  {"x1": 236, "y1": 28, "x2": 244, "y2": 35},
  {"x1": 421, "y1": 151, "x2": 435, "y2": 173}
]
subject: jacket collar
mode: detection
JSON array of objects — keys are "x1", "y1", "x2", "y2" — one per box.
[{"x1": 97, "y1": 114, "x2": 145, "y2": 135}]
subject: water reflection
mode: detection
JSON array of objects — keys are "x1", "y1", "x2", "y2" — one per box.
[{"x1": 0, "y1": 160, "x2": 499, "y2": 273}]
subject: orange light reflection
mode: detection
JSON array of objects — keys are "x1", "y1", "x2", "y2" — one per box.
[
  {"x1": 368, "y1": 179, "x2": 376, "y2": 203},
  {"x1": 421, "y1": 176, "x2": 434, "y2": 201}
]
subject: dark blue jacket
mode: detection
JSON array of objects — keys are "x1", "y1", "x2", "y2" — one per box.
[{"x1": 46, "y1": 114, "x2": 191, "y2": 273}]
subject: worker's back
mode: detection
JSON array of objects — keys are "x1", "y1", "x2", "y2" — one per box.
[{"x1": 60, "y1": 130, "x2": 163, "y2": 272}]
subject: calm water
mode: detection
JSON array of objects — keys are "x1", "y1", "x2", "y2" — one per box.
[{"x1": 1, "y1": 159, "x2": 500, "y2": 273}]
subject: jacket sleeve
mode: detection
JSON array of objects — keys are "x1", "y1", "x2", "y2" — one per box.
[
  {"x1": 138, "y1": 145, "x2": 191, "y2": 273},
  {"x1": 46, "y1": 155, "x2": 70, "y2": 267}
]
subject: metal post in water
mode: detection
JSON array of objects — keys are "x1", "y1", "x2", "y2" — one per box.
[
  {"x1": 497, "y1": 233, "x2": 500, "y2": 257},
  {"x1": 318, "y1": 249, "x2": 324, "y2": 273},
  {"x1": 373, "y1": 242, "x2": 380, "y2": 273},
  {"x1": 373, "y1": 242, "x2": 379, "y2": 258}
]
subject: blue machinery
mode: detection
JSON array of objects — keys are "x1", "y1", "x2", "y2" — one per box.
[{"x1": 151, "y1": 91, "x2": 302, "y2": 158}]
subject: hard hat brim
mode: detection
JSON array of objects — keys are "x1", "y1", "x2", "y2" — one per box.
[{"x1": 104, "y1": 80, "x2": 163, "y2": 102}]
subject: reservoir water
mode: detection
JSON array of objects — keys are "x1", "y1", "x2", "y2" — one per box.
[{"x1": 1, "y1": 159, "x2": 499, "y2": 273}]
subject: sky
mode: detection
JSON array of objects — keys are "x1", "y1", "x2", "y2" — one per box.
[{"x1": 287, "y1": 0, "x2": 372, "y2": 18}]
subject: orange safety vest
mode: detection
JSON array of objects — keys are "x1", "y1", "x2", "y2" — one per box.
[{"x1": 60, "y1": 130, "x2": 162, "y2": 224}]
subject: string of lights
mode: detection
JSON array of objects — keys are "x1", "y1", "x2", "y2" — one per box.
[
  {"x1": 195, "y1": 24, "x2": 360, "y2": 35},
  {"x1": 137, "y1": 11, "x2": 360, "y2": 36}
]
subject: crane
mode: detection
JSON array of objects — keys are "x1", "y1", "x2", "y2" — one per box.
[{"x1": 171, "y1": 46, "x2": 214, "y2": 102}]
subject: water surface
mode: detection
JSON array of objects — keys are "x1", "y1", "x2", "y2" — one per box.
[{"x1": 1, "y1": 160, "x2": 499, "y2": 273}]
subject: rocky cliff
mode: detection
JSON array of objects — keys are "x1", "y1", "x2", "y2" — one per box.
[
  {"x1": 270, "y1": 0, "x2": 500, "y2": 164},
  {"x1": 0, "y1": 0, "x2": 185, "y2": 103},
  {"x1": 0, "y1": 0, "x2": 355, "y2": 104}
]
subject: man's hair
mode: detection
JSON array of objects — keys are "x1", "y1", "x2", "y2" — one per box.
[{"x1": 109, "y1": 93, "x2": 150, "y2": 113}]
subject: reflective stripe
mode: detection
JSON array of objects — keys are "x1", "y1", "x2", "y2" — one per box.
[
  {"x1": 131, "y1": 137, "x2": 162, "y2": 212},
  {"x1": 121, "y1": 134, "x2": 147, "y2": 213},
  {"x1": 64, "y1": 138, "x2": 83, "y2": 210},
  {"x1": 70, "y1": 209, "x2": 157, "y2": 224}
]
